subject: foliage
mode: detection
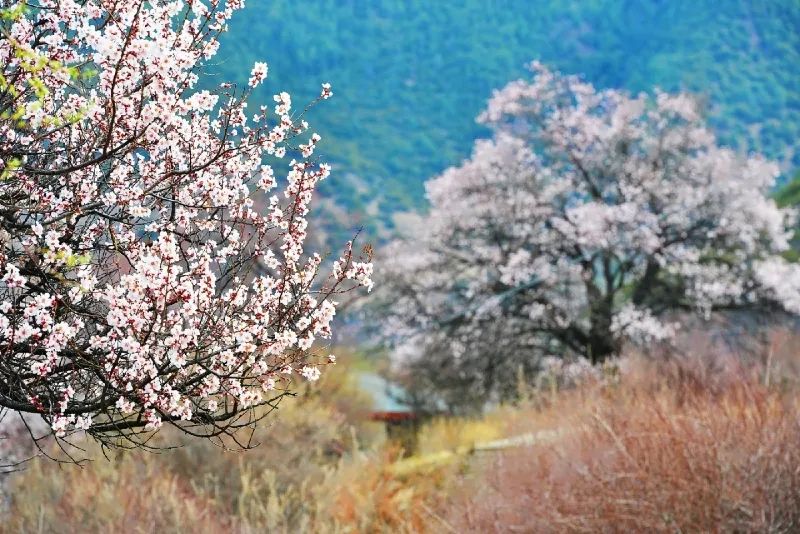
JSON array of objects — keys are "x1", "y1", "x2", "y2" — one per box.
[
  {"x1": 776, "y1": 171, "x2": 800, "y2": 209},
  {"x1": 210, "y1": 0, "x2": 800, "y2": 241},
  {"x1": 776, "y1": 170, "x2": 800, "y2": 260},
  {"x1": 378, "y1": 64, "x2": 800, "y2": 410},
  {"x1": 0, "y1": 0, "x2": 373, "y2": 459}
]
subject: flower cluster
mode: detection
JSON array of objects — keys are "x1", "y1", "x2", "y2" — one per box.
[
  {"x1": 249, "y1": 62, "x2": 269, "y2": 88},
  {"x1": 0, "y1": 0, "x2": 372, "y2": 444}
]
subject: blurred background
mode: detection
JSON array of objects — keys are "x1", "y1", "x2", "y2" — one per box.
[{"x1": 206, "y1": 0, "x2": 800, "y2": 244}]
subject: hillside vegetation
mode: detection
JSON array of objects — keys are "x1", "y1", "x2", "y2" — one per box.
[{"x1": 209, "y1": 0, "x2": 800, "y2": 239}]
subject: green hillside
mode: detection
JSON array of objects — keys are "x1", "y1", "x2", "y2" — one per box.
[{"x1": 209, "y1": 0, "x2": 800, "y2": 241}]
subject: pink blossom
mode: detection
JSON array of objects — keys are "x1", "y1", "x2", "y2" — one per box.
[{"x1": 0, "y1": 0, "x2": 373, "y2": 444}]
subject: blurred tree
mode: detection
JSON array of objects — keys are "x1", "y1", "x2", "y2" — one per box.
[{"x1": 378, "y1": 64, "x2": 800, "y2": 410}]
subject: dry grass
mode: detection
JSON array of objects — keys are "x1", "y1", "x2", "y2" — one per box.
[
  {"x1": 5, "y1": 451, "x2": 234, "y2": 533},
  {"x1": 444, "y1": 337, "x2": 800, "y2": 533},
  {"x1": 1, "y1": 354, "x2": 451, "y2": 533},
  {"x1": 3, "y1": 334, "x2": 799, "y2": 533}
]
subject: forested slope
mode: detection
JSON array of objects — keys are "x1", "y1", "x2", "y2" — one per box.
[{"x1": 209, "y1": 0, "x2": 800, "y2": 240}]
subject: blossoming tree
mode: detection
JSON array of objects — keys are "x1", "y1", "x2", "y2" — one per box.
[
  {"x1": 0, "y1": 0, "x2": 373, "y2": 456},
  {"x1": 380, "y1": 63, "x2": 800, "y2": 408}
]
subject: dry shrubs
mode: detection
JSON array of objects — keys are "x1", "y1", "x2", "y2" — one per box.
[
  {"x1": 446, "y1": 348, "x2": 800, "y2": 533},
  {"x1": 3, "y1": 339, "x2": 800, "y2": 533},
  {"x1": 1, "y1": 355, "x2": 449, "y2": 533}
]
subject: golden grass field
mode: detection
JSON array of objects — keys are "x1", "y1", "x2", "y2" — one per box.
[{"x1": 3, "y1": 331, "x2": 800, "y2": 533}]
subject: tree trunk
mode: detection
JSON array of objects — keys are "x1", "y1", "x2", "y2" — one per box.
[
  {"x1": 584, "y1": 276, "x2": 620, "y2": 364},
  {"x1": 587, "y1": 329, "x2": 618, "y2": 365},
  {"x1": 587, "y1": 299, "x2": 620, "y2": 365}
]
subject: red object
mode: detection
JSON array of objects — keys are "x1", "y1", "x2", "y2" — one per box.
[{"x1": 369, "y1": 411, "x2": 418, "y2": 422}]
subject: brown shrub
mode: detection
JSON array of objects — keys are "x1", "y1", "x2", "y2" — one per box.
[
  {"x1": 445, "y1": 354, "x2": 800, "y2": 533},
  {"x1": 4, "y1": 340, "x2": 799, "y2": 533}
]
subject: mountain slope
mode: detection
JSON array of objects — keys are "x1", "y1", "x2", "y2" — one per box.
[{"x1": 209, "y1": 0, "x2": 800, "y2": 242}]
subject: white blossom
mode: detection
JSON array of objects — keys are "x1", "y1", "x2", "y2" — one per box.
[{"x1": 379, "y1": 63, "x2": 800, "y2": 408}]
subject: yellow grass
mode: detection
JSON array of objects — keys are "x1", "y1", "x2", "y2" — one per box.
[{"x1": 3, "y1": 334, "x2": 799, "y2": 533}]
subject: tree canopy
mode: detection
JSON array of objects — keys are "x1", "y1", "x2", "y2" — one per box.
[
  {"x1": 380, "y1": 64, "x2": 800, "y2": 410},
  {"x1": 0, "y1": 0, "x2": 372, "y2": 459}
]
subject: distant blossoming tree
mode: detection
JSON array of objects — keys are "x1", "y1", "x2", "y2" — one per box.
[
  {"x1": 0, "y1": 0, "x2": 373, "y2": 457},
  {"x1": 381, "y1": 62, "x2": 800, "y2": 408}
]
